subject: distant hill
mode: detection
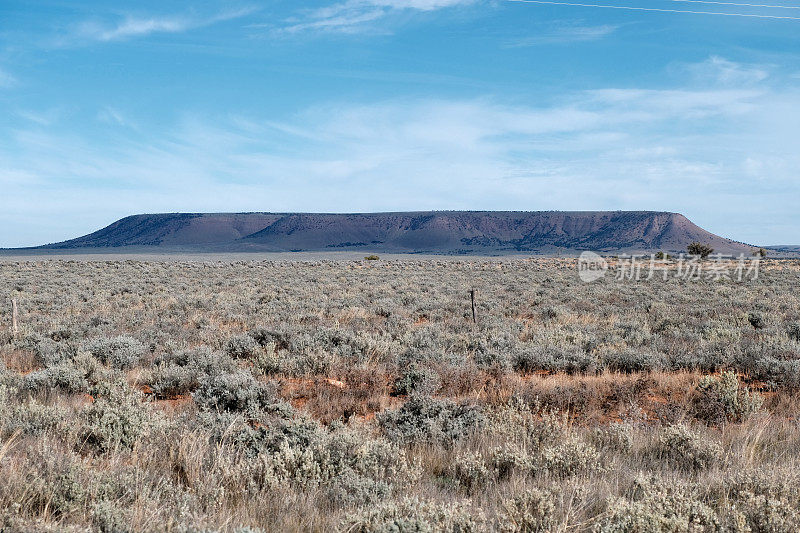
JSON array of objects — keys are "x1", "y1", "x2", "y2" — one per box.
[
  {"x1": 43, "y1": 213, "x2": 283, "y2": 249},
  {"x1": 24, "y1": 211, "x2": 756, "y2": 255},
  {"x1": 767, "y1": 245, "x2": 800, "y2": 253}
]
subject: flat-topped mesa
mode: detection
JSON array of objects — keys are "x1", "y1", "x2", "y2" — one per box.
[{"x1": 38, "y1": 211, "x2": 754, "y2": 254}]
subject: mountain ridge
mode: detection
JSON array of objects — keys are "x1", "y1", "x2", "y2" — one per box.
[{"x1": 20, "y1": 210, "x2": 757, "y2": 255}]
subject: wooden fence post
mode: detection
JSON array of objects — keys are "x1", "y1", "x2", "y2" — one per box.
[
  {"x1": 470, "y1": 289, "x2": 477, "y2": 324},
  {"x1": 11, "y1": 299, "x2": 18, "y2": 336}
]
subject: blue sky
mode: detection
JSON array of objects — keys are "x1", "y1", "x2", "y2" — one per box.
[{"x1": 1, "y1": 0, "x2": 799, "y2": 247}]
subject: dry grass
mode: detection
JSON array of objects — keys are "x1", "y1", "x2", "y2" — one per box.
[{"x1": 1, "y1": 258, "x2": 800, "y2": 531}]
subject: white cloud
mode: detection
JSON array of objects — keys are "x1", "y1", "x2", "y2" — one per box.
[
  {"x1": 280, "y1": 8, "x2": 387, "y2": 35},
  {"x1": 72, "y1": 7, "x2": 257, "y2": 43},
  {"x1": 509, "y1": 23, "x2": 619, "y2": 46},
  {"x1": 81, "y1": 17, "x2": 191, "y2": 42},
  {"x1": 685, "y1": 56, "x2": 770, "y2": 86},
  {"x1": 280, "y1": 0, "x2": 476, "y2": 34}
]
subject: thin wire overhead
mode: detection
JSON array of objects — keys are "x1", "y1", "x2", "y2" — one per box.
[
  {"x1": 669, "y1": 0, "x2": 800, "y2": 8},
  {"x1": 507, "y1": 0, "x2": 800, "y2": 19}
]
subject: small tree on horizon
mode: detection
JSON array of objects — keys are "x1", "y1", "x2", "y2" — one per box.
[{"x1": 687, "y1": 242, "x2": 714, "y2": 259}]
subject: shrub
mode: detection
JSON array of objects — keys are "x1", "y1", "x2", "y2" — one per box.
[
  {"x1": 394, "y1": 363, "x2": 441, "y2": 396},
  {"x1": 85, "y1": 336, "x2": 144, "y2": 369},
  {"x1": 225, "y1": 334, "x2": 261, "y2": 360},
  {"x1": 230, "y1": 416, "x2": 319, "y2": 458},
  {"x1": 92, "y1": 500, "x2": 131, "y2": 533},
  {"x1": 149, "y1": 347, "x2": 236, "y2": 398},
  {"x1": 655, "y1": 424, "x2": 723, "y2": 472},
  {"x1": 49, "y1": 328, "x2": 73, "y2": 342},
  {"x1": 540, "y1": 306, "x2": 561, "y2": 321},
  {"x1": 474, "y1": 348, "x2": 512, "y2": 371},
  {"x1": 341, "y1": 497, "x2": 484, "y2": 532},
  {"x1": 489, "y1": 399, "x2": 566, "y2": 449},
  {"x1": 595, "y1": 475, "x2": 720, "y2": 532},
  {"x1": 22, "y1": 364, "x2": 88, "y2": 394},
  {"x1": 450, "y1": 451, "x2": 491, "y2": 492},
  {"x1": 730, "y1": 494, "x2": 800, "y2": 532},
  {"x1": 590, "y1": 423, "x2": 634, "y2": 453},
  {"x1": 724, "y1": 469, "x2": 800, "y2": 532},
  {"x1": 378, "y1": 396, "x2": 485, "y2": 445},
  {"x1": 614, "y1": 321, "x2": 652, "y2": 347},
  {"x1": 252, "y1": 330, "x2": 336, "y2": 375},
  {"x1": 364, "y1": 255, "x2": 380, "y2": 261},
  {"x1": 81, "y1": 380, "x2": 151, "y2": 451},
  {"x1": 253, "y1": 348, "x2": 286, "y2": 376},
  {"x1": 693, "y1": 371, "x2": 763, "y2": 424},
  {"x1": 3, "y1": 402, "x2": 69, "y2": 436},
  {"x1": 229, "y1": 420, "x2": 412, "y2": 507},
  {"x1": 540, "y1": 437, "x2": 602, "y2": 478},
  {"x1": 20, "y1": 442, "x2": 89, "y2": 518},
  {"x1": 786, "y1": 322, "x2": 800, "y2": 342},
  {"x1": 16, "y1": 333, "x2": 73, "y2": 368},
  {"x1": 250, "y1": 328, "x2": 289, "y2": 350},
  {"x1": 514, "y1": 347, "x2": 599, "y2": 375},
  {"x1": 326, "y1": 469, "x2": 392, "y2": 507},
  {"x1": 602, "y1": 349, "x2": 665, "y2": 373},
  {"x1": 687, "y1": 242, "x2": 714, "y2": 259},
  {"x1": 500, "y1": 488, "x2": 557, "y2": 533},
  {"x1": 489, "y1": 445, "x2": 530, "y2": 480},
  {"x1": 159, "y1": 346, "x2": 234, "y2": 371},
  {"x1": 748, "y1": 312, "x2": 766, "y2": 330},
  {"x1": 149, "y1": 363, "x2": 201, "y2": 399},
  {"x1": 193, "y1": 370, "x2": 278, "y2": 414}
]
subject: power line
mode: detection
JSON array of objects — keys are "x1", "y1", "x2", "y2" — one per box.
[
  {"x1": 507, "y1": 0, "x2": 800, "y2": 19},
  {"x1": 670, "y1": 0, "x2": 800, "y2": 8}
]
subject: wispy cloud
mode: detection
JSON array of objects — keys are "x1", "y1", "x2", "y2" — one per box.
[
  {"x1": 685, "y1": 56, "x2": 770, "y2": 86},
  {"x1": 508, "y1": 22, "x2": 619, "y2": 46},
  {"x1": 79, "y1": 16, "x2": 192, "y2": 42},
  {"x1": 278, "y1": 0, "x2": 476, "y2": 34},
  {"x1": 69, "y1": 7, "x2": 257, "y2": 44},
  {"x1": 96, "y1": 107, "x2": 136, "y2": 129},
  {"x1": 0, "y1": 67, "x2": 17, "y2": 89},
  {"x1": 16, "y1": 108, "x2": 66, "y2": 126}
]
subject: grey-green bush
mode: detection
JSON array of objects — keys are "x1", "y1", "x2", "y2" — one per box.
[
  {"x1": 693, "y1": 371, "x2": 763, "y2": 424},
  {"x1": 654, "y1": 424, "x2": 723, "y2": 472},
  {"x1": 81, "y1": 380, "x2": 151, "y2": 451},
  {"x1": 85, "y1": 336, "x2": 144, "y2": 369},
  {"x1": 225, "y1": 334, "x2": 261, "y2": 360},
  {"x1": 394, "y1": 363, "x2": 441, "y2": 396},
  {"x1": 378, "y1": 396, "x2": 485, "y2": 445}
]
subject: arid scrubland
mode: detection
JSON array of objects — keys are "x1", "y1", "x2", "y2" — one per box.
[{"x1": 1, "y1": 258, "x2": 800, "y2": 532}]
